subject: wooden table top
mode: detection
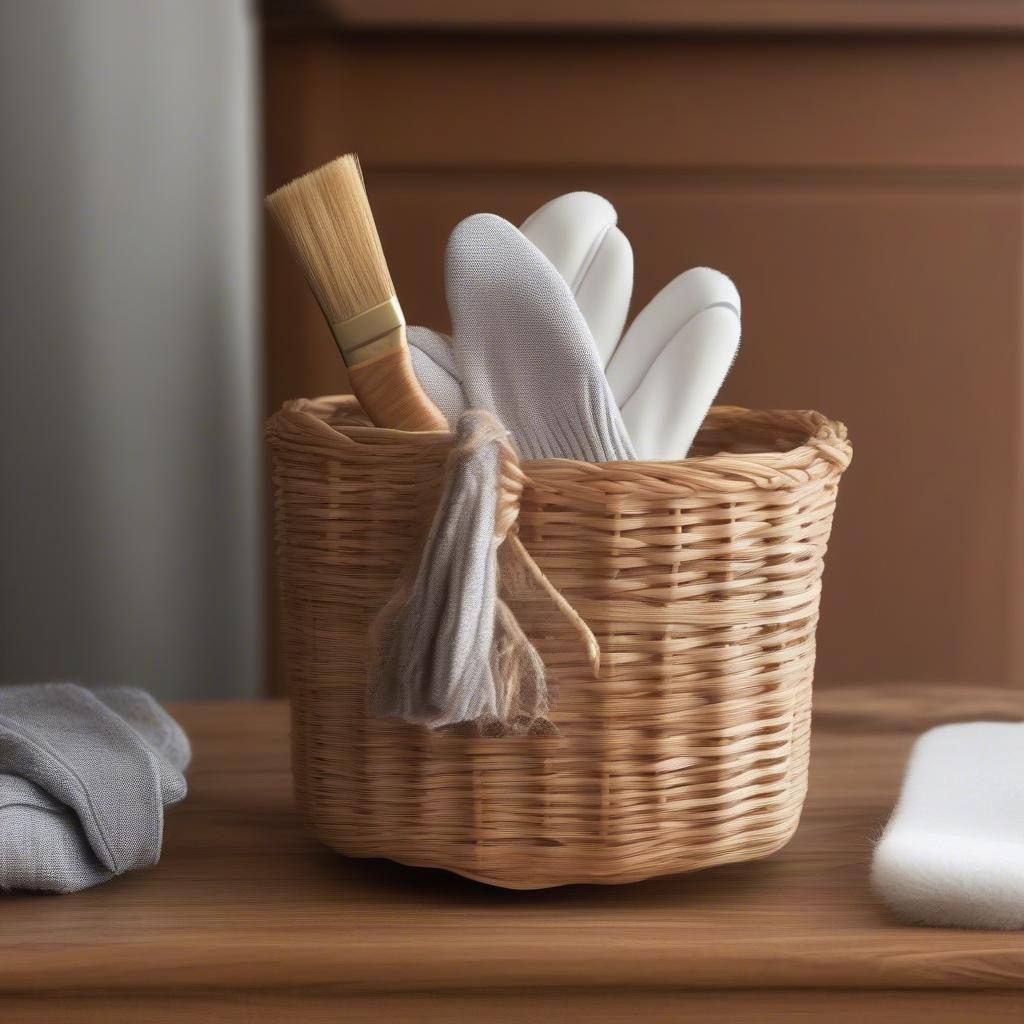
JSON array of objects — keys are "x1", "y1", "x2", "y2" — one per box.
[{"x1": 5, "y1": 685, "x2": 1024, "y2": 1022}]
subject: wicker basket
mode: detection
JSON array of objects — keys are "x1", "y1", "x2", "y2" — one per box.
[{"x1": 266, "y1": 395, "x2": 851, "y2": 889}]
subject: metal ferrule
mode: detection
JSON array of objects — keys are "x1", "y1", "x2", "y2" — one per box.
[{"x1": 330, "y1": 295, "x2": 405, "y2": 367}]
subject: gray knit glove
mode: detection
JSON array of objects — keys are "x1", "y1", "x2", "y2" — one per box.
[{"x1": 409, "y1": 213, "x2": 634, "y2": 462}]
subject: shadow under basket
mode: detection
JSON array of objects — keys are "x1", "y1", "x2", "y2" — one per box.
[{"x1": 266, "y1": 396, "x2": 851, "y2": 889}]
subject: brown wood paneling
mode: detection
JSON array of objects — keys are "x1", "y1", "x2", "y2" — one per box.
[
  {"x1": 264, "y1": 0, "x2": 1024, "y2": 35},
  {"x1": 264, "y1": 35, "x2": 1024, "y2": 173},
  {"x1": 263, "y1": 30, "x2": 1024, "y2": 691}
]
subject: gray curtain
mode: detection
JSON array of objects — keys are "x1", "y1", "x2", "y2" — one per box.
[{"x1": 0, "y1": 1, "x2": 261, "y2": 699}]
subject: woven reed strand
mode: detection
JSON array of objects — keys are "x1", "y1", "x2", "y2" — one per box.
[{"x1": 266, "y1": 396, "x2": 851, "y2": 889}]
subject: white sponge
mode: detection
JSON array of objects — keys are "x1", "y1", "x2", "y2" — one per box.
[{"x1": 871, "y1": 722, "x2": 1024, "y2": 929}]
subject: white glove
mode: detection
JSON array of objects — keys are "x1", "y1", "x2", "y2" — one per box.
[{"x1": 410, "y1": 193, "x2": 741, "y2": 460}]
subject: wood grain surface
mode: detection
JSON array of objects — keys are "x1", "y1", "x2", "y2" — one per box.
[{"x1": 3, "y1": 686, "x2": 1023, "y2": 1021}]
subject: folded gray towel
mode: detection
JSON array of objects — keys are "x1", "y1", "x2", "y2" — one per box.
[{"x1": 0, "y1": 683, "x2": 190, "y2": 893}]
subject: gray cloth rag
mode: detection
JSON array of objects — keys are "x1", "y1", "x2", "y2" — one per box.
[
  {"x1": 369, "y1": 410, "x2": 548, "y2": 731},
  {"x1": 0, "y1": 683, "x2": 190, "y2": 893}
]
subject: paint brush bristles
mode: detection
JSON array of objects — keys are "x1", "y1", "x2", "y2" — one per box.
[
  {"x1": 266, "y1": 153, "x2": 448, "y2": 432},
  {"x1": 265, "y1": 154, "x2": 394, "y2": 326}
]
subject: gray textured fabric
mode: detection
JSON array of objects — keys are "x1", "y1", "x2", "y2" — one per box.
[
  {"x1": 448, "y1": 213, "x2": 634, "y2": 461},
  {"x1": 369, "y1": 411, "x2": 547, "y2": 731},
  {"x1": 0, "y1": 683, "x2": 190, "y2": 893},
  {"x1": 412, "y1": 214, "x2": 634, "y2": 462},
  {"x1": 407, "y1": 325, "x2": 467, "y2": 428}
]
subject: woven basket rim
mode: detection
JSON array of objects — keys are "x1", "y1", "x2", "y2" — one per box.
[{"x1": 267, "y1": 394, "x2": 851, "y2": 492}]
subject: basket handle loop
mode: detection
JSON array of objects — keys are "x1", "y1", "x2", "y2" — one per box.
[
  {"x1": 505, "y1": 533, "x2": 601, "y2": 676},
  {"x1": 493, "y1": 426, "x2": 601, "y2": 676}
]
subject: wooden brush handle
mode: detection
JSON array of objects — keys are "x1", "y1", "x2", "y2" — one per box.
[{"x1": 348, "y1": 346, "x2": 449, "y2": 432}]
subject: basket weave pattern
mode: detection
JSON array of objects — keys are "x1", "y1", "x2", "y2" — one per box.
[{"x1": 267, "y1": 395, "x2": 851, "y2": 888}]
